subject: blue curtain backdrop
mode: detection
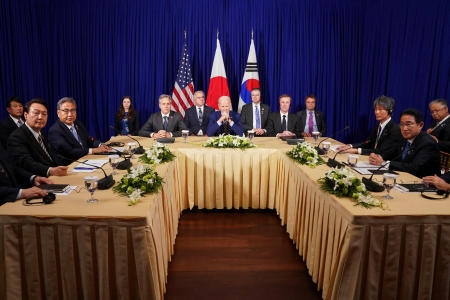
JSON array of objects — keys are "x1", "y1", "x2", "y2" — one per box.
[{"x1": 0, "y1": 0, "x2": 448, "y2": 142}]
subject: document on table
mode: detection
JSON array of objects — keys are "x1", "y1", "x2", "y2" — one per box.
[{"x1": 72, "y1": 159, "x2": 109, "y2": 172}]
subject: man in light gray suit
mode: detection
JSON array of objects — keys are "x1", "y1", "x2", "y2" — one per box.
[{"x1": 139, "y1": 94, "x2": 188, "y2": 138}]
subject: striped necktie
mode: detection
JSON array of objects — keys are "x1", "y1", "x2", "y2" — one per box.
[{"x1": 38, "y1": 134, "x2": 53, "y2": 162}]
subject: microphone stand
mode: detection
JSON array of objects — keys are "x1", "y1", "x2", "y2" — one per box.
[
  {"x1": 315, "y1": 126, "x2": 350, "y2": 155},
  {"x1": 109, "y1": 125, "x2": 145, "y2": 154},
  {"x1": 362, "y1": 163, "x2": 387, "y2": 192}
]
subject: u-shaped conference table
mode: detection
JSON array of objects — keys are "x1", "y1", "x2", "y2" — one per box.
[{"x1": 0, "y1": 136, "x2": 449, "y2": 300}]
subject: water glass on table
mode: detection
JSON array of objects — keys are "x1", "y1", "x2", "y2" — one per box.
[
  {"x1": 109, "y1": 154, "x2": 120, "y2": 175},
  {"x1": 312, "y1": 131, "x2": 320, "y2": 145},
  {"x1": 347, "y1": 154, "x2": 359, "y2": 167},
  {"x1": 182, "y1": 130, "x2": 189, "y2": 143},
  {"x1": 248, "y1": 130, "x2": 255, "y2": 141},
  {"x1": 84, "y1": 176, "x2": 98, "y2": 203},
  {"x1": 383, "y1": 173, "x2": 397, "y2": 199}
]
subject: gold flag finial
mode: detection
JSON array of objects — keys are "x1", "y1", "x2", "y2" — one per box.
[
  {"x1": 251, "y1": 29, "x2": 254, "y2": 40},
  {"x1": 217, "y1": 28, "x2": 219, "y2": 39},
  {"x1": 184, "y1": 29, "x2": 187, "y2": 39}
]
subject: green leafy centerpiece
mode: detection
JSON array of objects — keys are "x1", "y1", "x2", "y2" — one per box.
[
  {"x1": 318, "y1": 167, "x2": 385, "y2": 209},
  {"x1": 139, "y1": 142, "x2": 175, "y2": 165},
  {"x1": 203, "y1": 134, "x2": 255, "y2": 149},
  {"x1": 286, "y1": 141, "x2": 325, "y2": 167},
  {"x1": 113, "y1": 164, "x2": 163, "y2": 205}
]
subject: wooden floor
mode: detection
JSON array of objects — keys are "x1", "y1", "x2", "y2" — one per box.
[{"x1": 165, "y1": 209, "x2": 322, "y2": 300}]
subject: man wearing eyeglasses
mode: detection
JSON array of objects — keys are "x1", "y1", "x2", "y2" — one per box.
[
  {"x1": 426, "y1": 98, "x2": 450, "y2": 153},
  {"x1": 48, "y1": 97, "x2": 111, "y2": 165},
  {"x1": 7, "y1": 99, "x2": 68, "y2": 177},
  {"x1": 369, "y1": 109, "x2": 440, "y2": 178}
]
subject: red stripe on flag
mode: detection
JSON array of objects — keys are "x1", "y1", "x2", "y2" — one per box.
[
  {"x1": 173, "y1": 88, "x2": 188, "y2": 111},
  {"x1": 181, "y1": 88, "x2": 192, "y2": 107}
]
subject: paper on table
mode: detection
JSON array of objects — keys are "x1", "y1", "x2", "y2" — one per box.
[
  {"x1": 74, "y1": 159, "x2": 108, "y2": 169},
  {"x1": 54, "y1": 185, "x2": 77, "y2": 195}
]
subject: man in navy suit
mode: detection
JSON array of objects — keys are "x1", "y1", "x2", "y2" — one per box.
[
  {"x1": 266, "y1": 94, "x2": 299, "y2": 137},
  {"x1": 0, "y1": 144, "x2": 51, "y2": 205},
  {"x1": 426, "y1": 98, "x2": 450, "y2": 153},
  {"x1": 0, "y1": 96, "x2": 25, "y2": 148},
  {"x1": 48, "y1": 97, "x2": 111, "y2": 165},
  {"x1": 183, "y1": 90, "x2": 215, "y2": 135},
  {"x1": 139, "y1": 94, "x2": 188, "y2": 138},
  {"x1": 7, "y1": 99, "x2": 68, "y2": 177},
  {"x1": 240, "y1": 88, "x2": 270, "y2": 136},
  {"x1": 206, "y1": 96, "x2": 244, "y2": 136},
  {"x1": 369, "y1": 109, "x2": 440, "y2": 178},
  {"x1": 296, "y1": 94, "x2": 327, "y2": 137}
]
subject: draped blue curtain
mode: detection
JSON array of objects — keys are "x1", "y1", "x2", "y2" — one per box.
[{"x1": 0, "y1": 0, "x2": 448, "y2": 142}]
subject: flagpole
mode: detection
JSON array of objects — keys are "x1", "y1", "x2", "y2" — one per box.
[
  {"x1": 184, "y1": 28, "x2": 187, "y2": 40},
  {"x1": 251, "y1": 28, "x2": 254, "y2": 40}
]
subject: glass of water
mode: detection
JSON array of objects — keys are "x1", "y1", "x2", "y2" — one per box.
[
  {"x1": 84, "y1": 176, "x2": 98, "y2": 203},
  {"x1": 383, "y1": 173, "x2": 397, "y2": 199},
  {"x1": 312, "y1": 131, "x2": 320, "y2": 145},
  {"x1": 182, "y1": 130, "x2": 189, "y2": 143},
  {"x1": 248, "y1": 130, "x2": 255, "y2": 141},
  {"x1": 347, "y1": 154, "x2": 359, "y2": 167},
  {"x1": 127, "y1": 142, "x2": 137, "y2": 158},
  {"x1": 322, "y1": 141, "x2": 331, "y2": 154},
  {"x1": 109, "y1": 154, "x2": 120, "y2": 175}
]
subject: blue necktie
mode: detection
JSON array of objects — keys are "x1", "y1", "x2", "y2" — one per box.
[
  {"x1": 401, "y1": 142, "x2": 411, "y2": 160},
  {"x1": 70, "y1": 126, "x2": 81, "y2": 144},
  {"x1": 198, "y1": 108, "x2": 203, "y2": 125},
  {"x1": 255, "y1": 106, "x2": 261, "y2": 128},
  {"x1": 163, "y1": 116, "x2": 168, "y2": 130}
]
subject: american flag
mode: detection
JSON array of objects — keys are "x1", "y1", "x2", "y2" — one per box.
[{"x1": 171, "y1": 40, "x2": 194, "y2": 116}]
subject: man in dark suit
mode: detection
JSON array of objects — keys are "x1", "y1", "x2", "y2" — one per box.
[
  {"x1": 7, "y1": 99, "x2": 68, "y2": 177},
  {"x1": 0, "y1": 96, "x2": 24, "y2": 148},
  {"x1": 48, "y1": 97, "x2": 111, "y2": 165},
  {"x1": 139, "y1": 94, "x2": 188, "y2": 138},
  {"x1": 207, "y1": 96, "x2": 244, "y2": 136},
  {"x1": 296, "y1": 94, "x2": 327, "y2": 137},
  {"x1": 0, "y1": 144, "x2": 51, "y2": 205},
  {"x1": 426, "y1": 98, "x2": 450, "y2": 153},
  {"x1": 183, "y1": 90, "x2": 214, "y2": 136},
  {"x1": 266, "y1": 94, "x2": 299, "y2": 138},
  {"x1": 240, "y1": 88, "x2": 270, "y2": 136},
  {"x1": 369, "y1": 109, "x2": 440, "y2": 178},
  {"x1": 337, "y1": 95, "x2": 404, "y2": 160}
]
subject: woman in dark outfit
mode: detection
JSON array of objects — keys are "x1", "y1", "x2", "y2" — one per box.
[{"x1": 114, "y1": 96, "x2": 140, "y2": 135}]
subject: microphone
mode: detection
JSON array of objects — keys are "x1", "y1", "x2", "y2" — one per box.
[
  {"x1": 316, "y1": 126, "x2": 350, "y2": 155},
  {"x1": 362, "y1": 163, "x2": 387, "y2": 192},
  {"x1": 109, "y1": 148, "x2": 132, "y2": 170},
  {"x1": 58, "y1": 154, "x2": 115, "y2": 190},
  {"x1": 327, "y1": 148, "x2": 345, "y2": 168},
  {"x1": 109, "y1": 125, "x2": 145, "y2": 154}
]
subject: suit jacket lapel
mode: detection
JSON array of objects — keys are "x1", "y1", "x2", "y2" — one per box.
[
  {"x1": 23, "y1": 126, "x2": 54, "y2": 163},
  {"x1": 59, "y1": 121, "x2": 81, "y2": 148}
]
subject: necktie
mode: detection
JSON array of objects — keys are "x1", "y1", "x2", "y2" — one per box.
[
  {"x1": 281, "y1": 115, "x2": 287, "y2": 132},
  {"x1": 70, "y1": 126, "x2": 81, "y2": 144},
  {"x1": 308, "y1": 111, "x2": 314, "y2": 134},
  {"x1": 401, "y1": 142, "x2": 411, "y2": 160},
  {"x1": 17, "y1": 119, "x2": 23, "y2": 127},
  {"x1": 223, "y1": 121, "x2": 229, "y2": 135},
  {"x1": 163, "y1": 116, "x2": 168, "y2": 130},
  {"x1": 198, "y1": 108, "x2": 203, "y2": 125},
  {"x1": 255, "y1": 106, "x2": 261, "y2": 129},
  {"x1": 38, "y1": 134, "x2": 53, "y2": 162},
  {"x1": 375, "y1": 125, "x2": 382, "y2": 148}
]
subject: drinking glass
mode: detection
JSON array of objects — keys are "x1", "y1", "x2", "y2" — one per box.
[
  {"x1": 181, "y1": 130, "x2": 189, "y2": 143},
  {"x1": 312, "y1": 131, "x2": 320, "y2": 145},
  {"x1": 248, "y1": 130, "x2": 255, "y2": 141},
  {"x1": 382, "y1": 173, "x2": 397, "y2": 199},
  {"x1": 84, "y1": 176, "x2": 98, "y2": 203},
  {"x1": 109, "y1": 154, "x2": 120, "y2": 175},
  {"x1": 347, "y1": 154, "x2": 359, "y2": 167},
  {"x1": 322, "y1": 141, "x2": 331, "y2": 154},
  {"x1": 127, "y1": 142, "x2": 137, "y2": 158}
]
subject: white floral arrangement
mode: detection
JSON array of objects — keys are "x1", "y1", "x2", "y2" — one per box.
[
  {"x1": 318, "y1": 167, "x2": 385, "y2": 209},
  {"x1": 113, "y1": 164, "x2": 163, "y2": 206},
  {"x1": 286, "y1": 141, "x2": 325, "y2": 167},
  {"x1": 203, "y1": 134, "x2": 255, "y2": 149},
  {"x1": 139, "y1": 142, "x2": 175, "y2": 165}
]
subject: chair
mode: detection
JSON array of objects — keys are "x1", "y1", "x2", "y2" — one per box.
[{"x1": 440, "y1": 151, "x2": 450, "y2": 172}]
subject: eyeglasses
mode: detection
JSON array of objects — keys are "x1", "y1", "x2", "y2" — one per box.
[
  {"x1": 60, "y1": 109, "x2": 77, "y2": 114},
  {"x1": 430, "y1": 107, "x2": 445, "y2": 114},
  {"x1": 399, "y1": 122, "x2": 417, "y2": 128}
]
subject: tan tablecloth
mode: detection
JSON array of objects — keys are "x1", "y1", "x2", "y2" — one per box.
[{"x1": 1, "y1": 135, "x2": 449, "y2": 300}]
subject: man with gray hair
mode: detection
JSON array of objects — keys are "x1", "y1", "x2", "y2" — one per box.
[
  {"x1": 139, "y1": 94, "x2": 187, "y2": 138},
  {"x1": 206, "y1": 96, "x2": 244, "y2": 136},
  {"x1": 48, "y1": 97, "x2": 111, "y2": 165},
  {"x1": 183, "y1": 90, "x2": 215, "y2": 135},
  {"x1": 426, "y1": 98, "x2": 450, "y2": 152},
  {"x1": 337, "y1": 95, "x2": 404, "y2": 160}
]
